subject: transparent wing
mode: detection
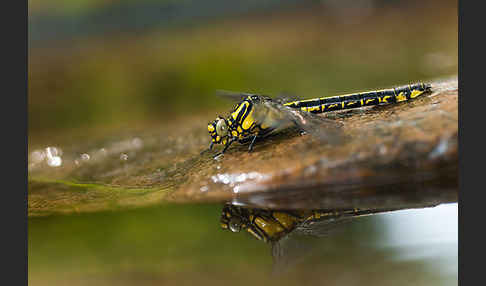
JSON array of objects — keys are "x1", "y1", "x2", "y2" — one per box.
[
  {"x1": 273, "y1": 91, "x2": 301, "y2": 105},
  {"x1": 215, "y1": 90, "x2": 255, "y2": 102},
  {"x1": 252, "y1": 98, "x2": 347, "y2": 145},
  {"x1": 271, "y1": 216, "x2": 353, "y2": 274},
  {"x1": 215, "y1": 90, "x2": 299, "y2": 104},
  {"x1": 270, "y1": 208, "x2": 399, "y2": 273}
]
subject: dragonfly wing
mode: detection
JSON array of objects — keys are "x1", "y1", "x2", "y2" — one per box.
[
  {"x1": 255, "y1": 99, "x2": 347, "y2": 145},
  {"x1": 271, "y1": 217, "x2": 353, "y2": 274},
  {"x1": 273, "y1": 91, "x2": 301, "y2": 105},
  {"x1": 251, "y1": 99, "x2": 297, "y2": 132},
  {"x1": 215, "y1": 90, "x2": 255, "y2": 102}
]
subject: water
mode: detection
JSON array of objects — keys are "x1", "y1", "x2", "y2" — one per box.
[{"x1": 28, "y1": 203, "x2": 457, "y2": 286}]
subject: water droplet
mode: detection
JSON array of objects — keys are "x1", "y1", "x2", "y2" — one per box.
[
  {"x1": 200, "y1": 186, "x2": 209, "y2": 192},
  {"x1": 45, "y1": 146, "x2": 62, "y2": 167},
  {"x1": 132, "y1": 138, "x2": 143, "y2": 149},
  {"x1": 120, "y1": 153, "x2": 128, "y2": 161},
  {"x1": 47, "y1": 156, "x2": 62, "y2": 167},
  {"x1": 46, "y1": 146, "x2": 61, "y2": 157}
]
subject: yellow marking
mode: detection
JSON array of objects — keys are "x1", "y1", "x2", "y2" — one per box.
[
  {"x1": 301, "y1": 107, "x2": 308, "y2": 112},
  {"x1": 360, "y1": 99, "x2": 364, "y2": 105},
  {"x1": 231, "y1": 130, "x2": 238, "y2": 137},
  {"x1": 241, "y1": 115, "x2": 254, "y2": 130},
  {"x1": 382, "y1": 95, "x2": 391, "y2": 103},
  {"x1": 222, "y1": 138, "x2": 227, "y2": 145},
  {"x1": 208, "y1": 125, "x2": 215, "y2": 132},
  {"x1": 321, "y1": 105, "x2": 326, "y2": 111},
  {"x1": 247, "y1": 228, "x2": 263, "y2": 241},
  {"x1": 309, "y1": 212, "x2": 330, "y2": 220},
  {"x1": 225, "y1": 212, "x2": 231, "y2": 218},
  {"x1": 306, "y1": 106, "x2": 320, "y2": 112},
  {"x1": 341, "y1": 102, "x2": 345, "y2": 108},
  {"x1": 237, "y1": 126, "x2": 243, "y2": 133},
  {"x1": 284, "y1": 101, "x2": 297, "y2": 107},
  {"x1": 221, "y1": 223, "x2": 228, "y2": 229},
  {"x1": 328, "y1": 103, "x2": 339, "y2": 109},
  {"x1": 395, "y1": 92, "x2": 407, "y2": 102},
  {"x1": 365, "y1": 99, "x2": 375, "y2": 104},
  {"x1": 254, "y1": 217, "x2": 284, "y2": 237},
  {"x1": 410, "y1": 90, "x2": 423, "y2": 98},
  {"x1": 347, "y1": 101, "x2": 357, "y2": 106},
  {"x1": 272, "y1": 212, "x2": 298, "y2": 230},
  {"x1": 216, "y1": 136, "x2": 220, "y2": 142},
  {"x1": 212, "y1": 139, "x2": 215, "y2": 143}
]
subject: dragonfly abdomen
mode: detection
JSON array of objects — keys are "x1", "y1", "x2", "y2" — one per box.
[{"x1": 284, "y1": 83, "x2": 431, "y2": 113}]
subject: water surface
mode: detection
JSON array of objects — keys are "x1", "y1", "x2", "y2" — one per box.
[{"x1": 29, "y1": 203, "x2": 457, "y2": 286}]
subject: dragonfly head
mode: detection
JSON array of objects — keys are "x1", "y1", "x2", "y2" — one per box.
[
  {"x1": 208, "y1": 116, "x2": 230, "y2": 145},
  {"x1": 220, "y1": 204, "x2": 268, "y2": 242},
  {"x1": 220, "y1": 204, "x2": 248, "y2": 233}
]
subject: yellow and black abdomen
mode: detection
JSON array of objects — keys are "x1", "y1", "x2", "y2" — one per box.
[{"x1": 284, "y1": 83, "x2": 431, "y2": 113}]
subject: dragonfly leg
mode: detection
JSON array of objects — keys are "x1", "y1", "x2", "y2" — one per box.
[
  {"x1": 214, "y1": 138, "x2": 236, "y2": 158},
  {"x1": 248, "y1": 135, "x2": 258, "y2": 152},
  {"x1": 200, "y1": 142, "x2": 214, "y2": 155}
]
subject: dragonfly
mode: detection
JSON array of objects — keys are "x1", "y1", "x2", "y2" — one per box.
[
  {"x1": 220, "y1": 203, "x2": 409, "y2": 272},
  {"x1": 220, "y1": 203, "x2": 400, "y2": 243},
  {"x1": 206, "y1": 83, "x2": 431, "y2": 157}
]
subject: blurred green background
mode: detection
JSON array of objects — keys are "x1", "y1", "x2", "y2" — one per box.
[
  {"x1": 28, "y1": 0, "x2": 457, "y2": 285},
  {"x1": 28, "y1": 0, "x2": 457, "y2": 144}
]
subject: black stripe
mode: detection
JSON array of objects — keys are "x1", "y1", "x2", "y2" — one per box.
[
  {"x1": 406, "y1": 85, "x2": 412, "y2": 100},
  {"x1": 235, "y1": 102, "x2": 248, "y2": 124},
  {"x1": 322, "y1": 96, "x2": 341, "y2": 104},
  {"x1": 299, "y1": 99, "x2": 322, "y2": 107}
]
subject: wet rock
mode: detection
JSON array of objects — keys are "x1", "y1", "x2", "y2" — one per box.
[
  {"x1": 28, "y1": 78, "x2": 458, "y2": 215},
  {"x1": 176, "y1": 78, "x2": 458, "y2": 210}
]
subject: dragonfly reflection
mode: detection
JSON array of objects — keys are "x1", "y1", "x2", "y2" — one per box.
[{"x1": 220, "y1": 203, "x2": 405, "y2": 272}]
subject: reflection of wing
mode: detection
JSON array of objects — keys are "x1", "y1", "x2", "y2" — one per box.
[
  {"x1": 253, "y1": 99, "x2": 347, "y2": 145},
  {"x1": 271, "y1": 218, "x2": 351, "y2": 274},
  {"x1": 270, "y1": 208, "x2": 400, "y2": 274}
]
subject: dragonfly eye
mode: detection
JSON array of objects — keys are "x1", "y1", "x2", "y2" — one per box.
[
  {"x1": 216, "y1": 118, "x2": 228, "y2": 137},
  {"x1": 228, "y1": 217, "x2": 242, "y2": 232}
]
